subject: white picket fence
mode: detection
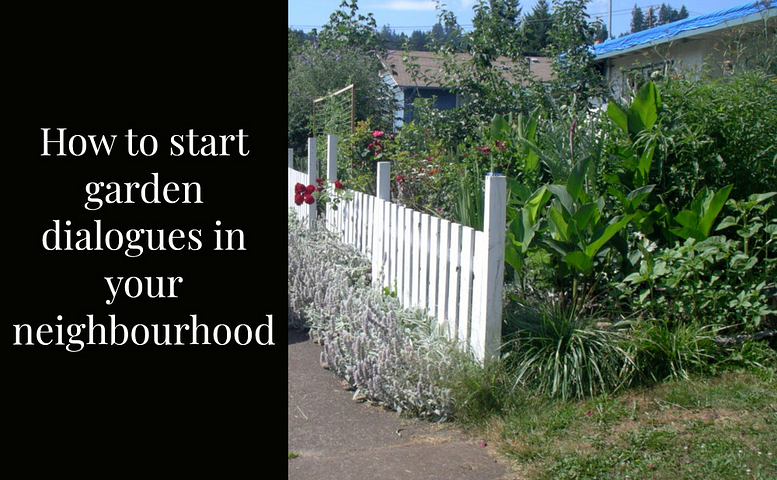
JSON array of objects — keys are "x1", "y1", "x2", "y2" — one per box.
[{"x1": 288, "y1": 135, "x2": 506, "y2": 363}]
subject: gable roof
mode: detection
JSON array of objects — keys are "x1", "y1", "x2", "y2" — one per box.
[
  {"x1": 381, "y1": 50, "x2": 553, "y2": 88},
  {"x1": 593, "y1": 0, "x2": 776, "y2": 60}
]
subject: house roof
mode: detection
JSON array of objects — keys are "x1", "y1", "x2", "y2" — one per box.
[
  {"x1": 381, "y1": 50, "x2": 553, "y2": 88},
  {"x1": 592, "y1": 0, "x2": 776, "y2": 60}
]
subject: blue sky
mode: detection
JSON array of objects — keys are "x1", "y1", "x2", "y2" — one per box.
[{"x1": 288, "y1": 0, "x2": 747, "y2": 38}]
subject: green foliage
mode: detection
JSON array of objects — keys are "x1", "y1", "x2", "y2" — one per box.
[
  {"x1": 619, "y1": 193, "x2": 777, "y2": 334},
  {"x1": 605, "y1": 80, "x2": 664, "y2": 190},
  {"x1": 505, "y1": 183, "x2": 552, "y2": 278},
  {"x1": 669, "y1": 184, "x2": 732, "y2": 240},
  {"x1": 289, "y1": 2, "x2": 777, "y2": 434},
  {"x1": 335, "y1": 120, "x2": 390, "y2": 195},
  {"x1": 656, "y1": 71, "x2": 777, "y2": 206},
  {"x1": 545, "y1": 0, "x2": 607, "y2": 106},
  {"x1": 400, "y1": 1, "x2": 539, "y2": 137},
  {"x1": 451, "y1": 162, "x2": 485, "y2": 230},
  {"x1": 541, "y1": 169, "x2": 635, "y2": 278}
]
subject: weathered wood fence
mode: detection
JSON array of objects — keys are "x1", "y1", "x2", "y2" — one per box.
[{"x1": 288, "y1": 135, "x2": 506, "y2": 363}]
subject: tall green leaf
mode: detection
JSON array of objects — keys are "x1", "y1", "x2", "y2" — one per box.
[
  {"x1": 567, "y1": 157, "x2": 592, "y2": 201},
  {"x1": 584, "y1": 214, "x2": 635, "y2": 258},
  {"x1": 671, "y1": 184, "x2": 733, "y2": 240},
  {"x1": 606, "y1": 100, "x2": 629, "y2": 134},
  {"x1": 629, "y1": 81, "x2": 661, "y2": 132},
  {"x1": 699, "y1": 184, "x2": 733, "y2": 237}
]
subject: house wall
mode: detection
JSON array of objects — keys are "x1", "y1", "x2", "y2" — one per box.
[
  {"x1": 603, "y1": 13, "x2": 775, "y2": 101},
  {"x1": 401, "y1": 87, "x2": 458, "y2": 124},
  {"x1": 603, "y1": 36, "x2": 718, "y2": 100}
]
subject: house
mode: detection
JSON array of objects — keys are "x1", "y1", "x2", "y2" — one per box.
[
  {"x1": 381, "y1": 50, "x2": 553, "y2": 128},
  {"x1": 592, "y1": 0, "x2": 776, "y2": 100}
]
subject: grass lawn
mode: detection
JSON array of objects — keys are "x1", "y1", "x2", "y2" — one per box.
[{"x1": 479, "y1": 369, "x2": 776, "y2": 479}]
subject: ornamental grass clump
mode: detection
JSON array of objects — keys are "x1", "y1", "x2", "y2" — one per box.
[
  {"x1": 502, "y1": 298, "x2": 637, "y2": 401},
  {"x1": 288, "y1": 213, "x2": 469, "y2": 419}
]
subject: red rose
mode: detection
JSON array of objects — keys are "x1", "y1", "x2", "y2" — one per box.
[
  {"x1": 295, "y1": 183, "x2": 306, "y2": 195},
  {"x1": 303, "y1": 194, "x2": 315, "y2": 204},
  {"x1": 305, "y1": 184, "x2": 316, "y2": 195},
  {"x1": 334, "y1": 180, "x2": 343, "y2": 189},
  {"x1": 294, "y1": 194, "x2": 304, "y2": 205}
]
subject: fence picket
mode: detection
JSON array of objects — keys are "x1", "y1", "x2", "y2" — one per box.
[
  {"x1": 371, "y1": 198, "x2": 385, "y2": 286},
  {"x1": 447, "y1": 223, "x2": 461, "y2": 339},
  {"x1": 427, "y1": 216, "x2": 440, "y2": 318},
  {"x1": 418, "y1": 213, "x2": 430, "y2": 311},
  {"x1": 437, "y1": 219, "x2": 451, "y2": 335},
  {"x1": 402, "y1": 208, "x2": 413, "y2": 306},
  {"x1": 458, "y1": 226, "x2": 475, "y2": 344},
  {"x1": 395, "y1": 205, "x2": 407, "y2": 302},
  {"x1": 411, "y1": 211, "x2": 421, "y2": 307},
  {"x1": 389, "y1": 203, "x2": 400, "y2": 293}
]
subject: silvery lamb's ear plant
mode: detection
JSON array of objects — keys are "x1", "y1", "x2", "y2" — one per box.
[{"x1": 288, "y1": 212, "x2": 471, "y2": 419}]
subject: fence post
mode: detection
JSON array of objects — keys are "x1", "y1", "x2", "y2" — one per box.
[
  {"x1": 326, "y1": 135, "x2": 338, "y2": 181},
  {"x1": 372, "y1": 161, "x2": 390, "y2": 286},
  {"x1": 376, "y1": 161, "x2": 390, "y2": 201},
  {"x1": 288, "y1": 148, "x2": 293, "y2": 168},
  {"x1": 307, "y1": 137, "x2": 317, "y2": 230},
  {"x1": 474, "y1": 173, "x2": 506, "y2": 364}
]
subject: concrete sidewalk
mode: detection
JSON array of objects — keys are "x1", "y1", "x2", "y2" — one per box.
[{"x1": 288, "y1": 327, "x2": 518, "y2": 479}]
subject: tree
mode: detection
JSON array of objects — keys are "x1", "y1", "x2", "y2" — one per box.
[
  {"x1": 594, "y1": 23, "x2": 609, "y2": 43},
  {"x1": 318, "y1": 0, "x2": 380, "y2": 52},
  {"x1": 468, "y1": 0, "x2": 525, "y2": 64},
  {"x1": 289, "y1": 29, "x2": 305, "y2": 73},
  {"x1": 288, "y1": 0, "x2": 394, "y2": 151},
  {"x1": 408, "y1": 30, "x2": 427, "y2": 50},
  {"x1": 658, "y1": 3, "x2": 689, "y2": 25},
  {"x1": 399, "y1": 0, "x2": 536, "y2": 143},
  {"x1": 378, "y1": 25, "x2": 408, "y2": 49},
  {"x1": 630, "y1": 4, "x2": 645, "y2": 33},
  {"x1": 523, "y1": 0, "x2": 554, "y2": 54},
  {"x1": 546, "y1": 0, "x2": 606, "y2": 107},
  {"x1": 430, "y1": 22, "x2": 445, "y2": 45}
]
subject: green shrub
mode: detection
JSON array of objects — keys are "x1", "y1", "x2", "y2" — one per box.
[
  {"x1": 657, "y1": 71, "x2": 777, "y2": 208},
  {"x1": 618, "y1": 192, "x2": 777, "y2": 334}
]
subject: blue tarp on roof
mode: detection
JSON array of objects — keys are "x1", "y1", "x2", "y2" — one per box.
[{"x1": 592, "y1": 1, "x2": 775, "y2": 57}]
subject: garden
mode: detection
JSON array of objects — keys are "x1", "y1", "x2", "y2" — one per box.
[{"x1": 288, "y1": 2, "x2": 776, "y2": 477}]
